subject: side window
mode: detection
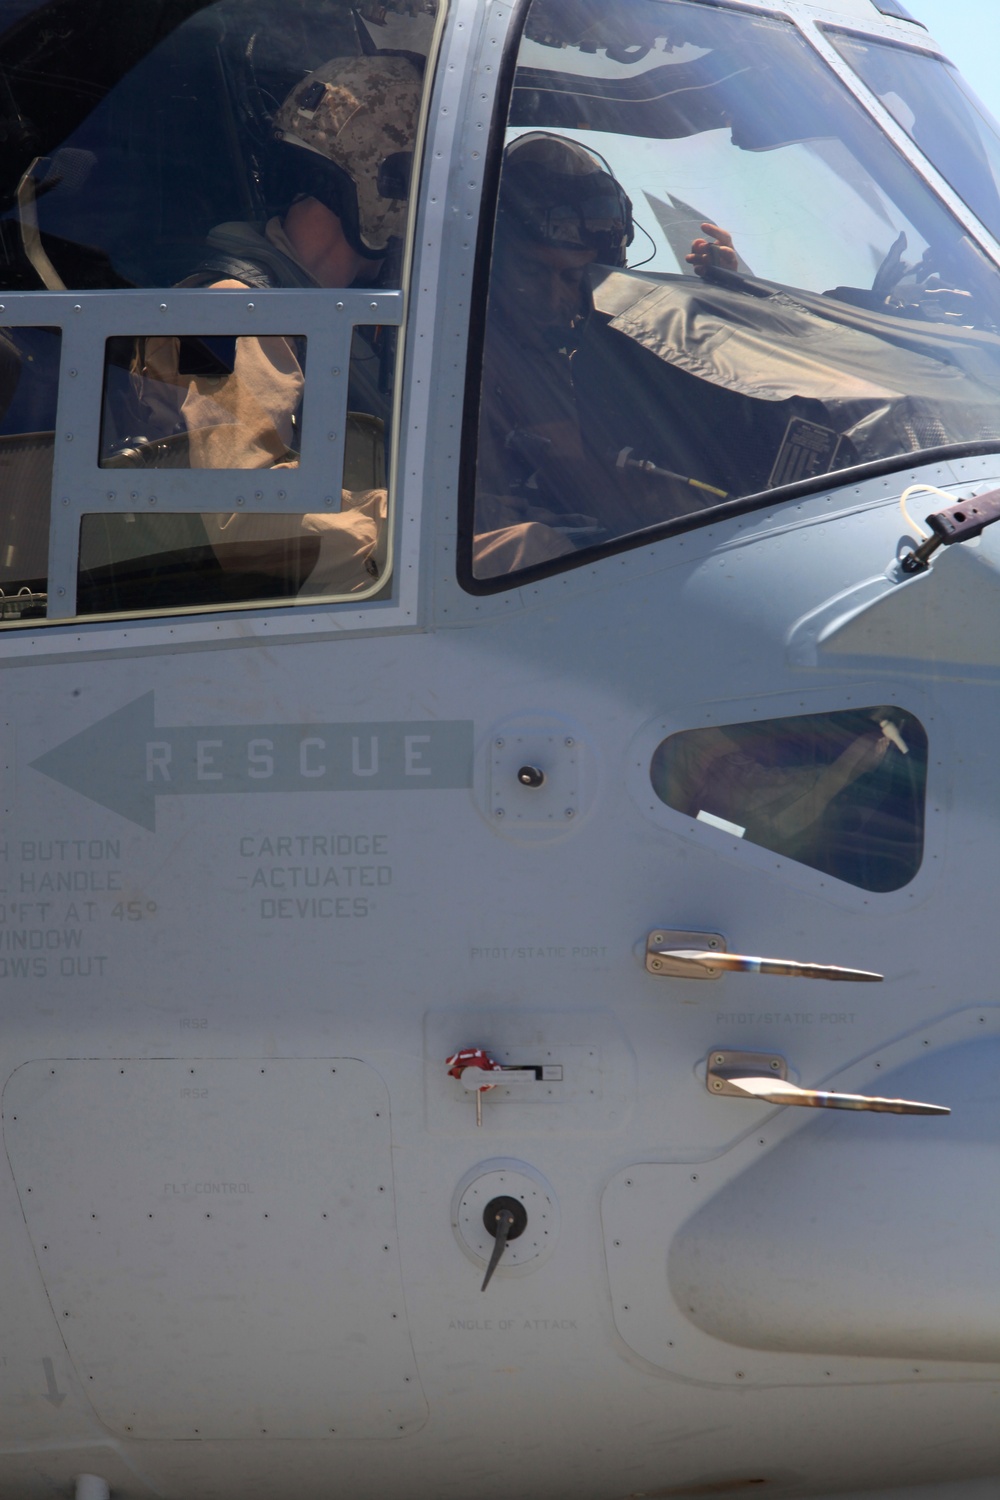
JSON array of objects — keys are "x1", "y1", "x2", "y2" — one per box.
[
  {"x1": 824, "y1": 30, "x2": 1000, "y2": 247},
  {"x1": 0, "y1": 325, "x2": 58, "y2": 619},
  {"x1": 0, "y1": 0, "x2": 438, "y2": 624},
  {"x1": 650, "y1": 707, "x2": 928, "y2": 892},
  {"x1": 461, "y1": 0, "x2": 1000, "y2": 590}
]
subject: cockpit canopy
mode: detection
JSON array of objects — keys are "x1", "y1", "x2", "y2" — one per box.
[{"x1": 464, "y1": 0, "x2": 1000, "y2": 585}]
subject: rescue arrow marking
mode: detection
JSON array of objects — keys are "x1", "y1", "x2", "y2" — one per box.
[
  {"x1": 42, "y1": 1357, "x2": 66, "y2": 1407},
  {"x1": 31, "y1": 693, "x2": 474, "y2": 830}
]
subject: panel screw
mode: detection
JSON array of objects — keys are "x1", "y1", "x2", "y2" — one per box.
[
  {"x1": 564, "y1": 807, "x2": 575, "y2": 818},
  {"x1": 650, "y1": 959, "x2": 662, "y2": 971},
  {"x1": 495, "y1": 808, "x2": 505, "y2": 819}
]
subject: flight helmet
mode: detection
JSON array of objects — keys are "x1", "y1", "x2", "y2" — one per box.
[
  {"x1": 271, "y1": 54, "x2": 422, "y2": 258},
  {"x1": 496, "y1": 131, "x2": 633, "y2": 267}
]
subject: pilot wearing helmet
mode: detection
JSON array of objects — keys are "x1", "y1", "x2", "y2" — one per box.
[
  {"x1": 133, "y1": 52, "x2": 423, "y2": 594},
  {"x1": 470, "y1": 132, "x2": 630, "y2": 574},
  {"x1": 197, "y1": 52, "x2": 421, "y2": 296},
  {"x1": 490, "y1": 131, "x2": 634, "y2": 354},
  {"x1": 473, "y1": 131, "x2": 736, "y2": 578}
]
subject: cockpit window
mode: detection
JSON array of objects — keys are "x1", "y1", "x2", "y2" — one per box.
[
  {"x1": 651, "y1": 707, "x2": 927, "y2": 892},
  {"x1": 825, "y1": 31, "x2": 1000, "y2": 247},
  {"x1": 0, "y1": 0, "x2": 393, "y2": 290},
  {"x1": 0, "y1": 0, "x2": 438, "y2": 623},
  {"x1": 463, "y1": 0, "x2": 1000, "y2": 588}
]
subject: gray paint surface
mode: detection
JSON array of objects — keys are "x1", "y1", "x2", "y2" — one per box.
[{"x1": 0, "y1": 0, "x2": 999, "y2": 1496}]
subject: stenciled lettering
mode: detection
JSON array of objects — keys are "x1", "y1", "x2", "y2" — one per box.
[
  {"x1": 247, "y1": 739, "x2": 275, "y2": 780},
  {"x1": 146, "y1": 743, "x2": 171, "y2": 782},
  {"x1": 196, "y1": 740, "x2": 223, "y2": 781},
  {"x1": 352, "y1": 736, "x2": 379, "y2": 778},
  {"x1": 404, "y1": 734, "x2": 432, "y2": 776},
  {"x1": 19, "y1": 870, "x2": 122, "y2": 894},
  {"x1": 249, "y1": 864, "x2": 391, "y2": 890},
  {"x1": 300, "y1": 738, "x2": 326, "y2": 779},
  {"x1": 240, "y1": 834, "x2": 389, "y2": 857},
  {"x1": 259, "y1": 897, "x2": 370, "y2": 919},
  {"x1": 20, "y1": 840, "x2": 120, "y2": 861},
  {"x1": 59, "y1": 955, "x2": 107, "y2": 977},
  {"x1": 0, "y1": 928, "x2": 82, "y2": 951},
  {"x1": 0, "y1": 956, "x2": 47, "y2": 978}
]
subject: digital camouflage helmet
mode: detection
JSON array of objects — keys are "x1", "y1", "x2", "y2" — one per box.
[{"x1": 272, "y1": 54, "x2": 423, "y2": 258}]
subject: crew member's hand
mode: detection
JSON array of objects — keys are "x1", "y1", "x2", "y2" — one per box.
[{"x1": 687, "y1": 223, "x2": 738, "y2": 277}]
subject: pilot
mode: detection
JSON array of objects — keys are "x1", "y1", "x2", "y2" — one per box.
[
  {"x1": 474, "y1": 131, "x2": 632, "y2": 557},
  {"x1": 133, "y1": 52, "x2": 424, "y2": 595},
  {"x1": 473, "y1": 133, "x2": 737, "y2": 577}
]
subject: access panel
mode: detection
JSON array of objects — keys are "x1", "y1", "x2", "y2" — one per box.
[{"x1": 3, "y1": 1058, "x2": 426, "y2": 1440}]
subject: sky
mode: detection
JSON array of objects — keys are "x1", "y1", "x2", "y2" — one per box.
[{"x1": 909, "y1": 0, "x2": 1000, "y2": 120}]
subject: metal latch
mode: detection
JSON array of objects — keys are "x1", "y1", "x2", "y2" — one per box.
[{"x1": 445, "y1": 1047, "x2": 562, "y2": 1126}]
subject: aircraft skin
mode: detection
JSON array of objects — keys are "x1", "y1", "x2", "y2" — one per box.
[{"x1": 0, "y1": 0, "x2": 999, "y2": 1497}]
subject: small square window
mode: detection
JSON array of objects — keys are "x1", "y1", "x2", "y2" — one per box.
[{"x1": 651, "y1": 707, "x2": 927, "y2": 892}]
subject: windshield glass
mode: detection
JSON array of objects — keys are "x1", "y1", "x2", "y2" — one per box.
[
  {"x1": 465, "y1": 0, "x2": 1000, "y2": 587},
  {"x1": 826, "y1": 29, "x2": 1000, "y2": 246}
]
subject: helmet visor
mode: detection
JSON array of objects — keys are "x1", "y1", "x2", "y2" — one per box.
[{"x1": 501, "y1": 164, "x2": 632, "y2": 265}]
